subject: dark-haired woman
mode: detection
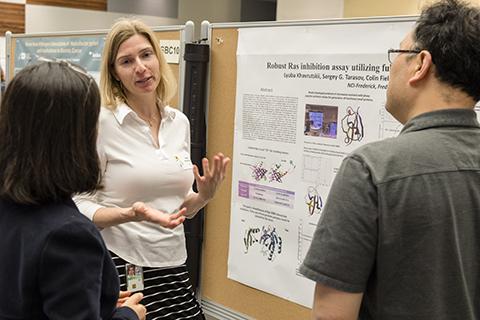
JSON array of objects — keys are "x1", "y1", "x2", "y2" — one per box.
[{"x1": 0, "y1": 61, "x2": 145, "y2": 320}]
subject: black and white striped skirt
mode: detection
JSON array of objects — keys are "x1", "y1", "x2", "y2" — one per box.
[{"x1": 110, "y1": 252, "x2": 205, "y2": 320}]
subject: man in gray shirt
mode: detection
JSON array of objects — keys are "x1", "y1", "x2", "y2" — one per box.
[{"x1": 300, "y1": 0, "x2": 480, "y2": 319}]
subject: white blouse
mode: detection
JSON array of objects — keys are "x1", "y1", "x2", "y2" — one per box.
[{"x1": 74, "y1": 103, "x2": 194, "y2": 267}]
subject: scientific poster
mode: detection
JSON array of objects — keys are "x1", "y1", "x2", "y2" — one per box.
[
  {"x1": 14, "y1": 36, "x2": 104, "y2": 82},
  {"x1": 227, "y1": 20, "x2": 415, "y2": 307}
]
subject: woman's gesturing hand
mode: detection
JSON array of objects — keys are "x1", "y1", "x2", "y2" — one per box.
[
  {"x1": 193, "y1": 152, "x2": 231, "y2": 202},
  {"x1": 126, "y1": 202, "x2": 186, "y2": 228}
]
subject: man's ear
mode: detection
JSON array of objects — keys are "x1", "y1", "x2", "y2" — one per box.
[{"x1": 409, "y1": 50, "x2": 433, "y2": 85}]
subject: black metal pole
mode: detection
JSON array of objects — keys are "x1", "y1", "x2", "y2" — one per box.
[{"x1": 182, "y1": 43, "x2": 209, "y2": 293}]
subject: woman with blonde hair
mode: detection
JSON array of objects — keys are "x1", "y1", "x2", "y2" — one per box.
[{"x1": 75, "y1": 18, "x2": 229, "y2": 320}]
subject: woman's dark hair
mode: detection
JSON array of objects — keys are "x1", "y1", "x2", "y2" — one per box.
[
  {"x1": 414, "y1": 0, "x2": 480, "y2": 100},
  {"x1": 0, "y1": 61, "x2": 101, "y2": 205}
]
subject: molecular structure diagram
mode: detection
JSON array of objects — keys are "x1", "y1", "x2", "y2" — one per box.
[
  {"x1": 259, "y1": 226, "x2": 283, "y2": 261},
  {"x1": 243, "y1": 227, "x2": 260, "y2": 253},
  {"x1": 250, "y1": 160, "x2": 296, "y2": 183},
  {"x1": 243, "y1": 226, "x2": 283, "y2": 261},
  {"x1": 305, "y1": 186, "x2": 323, "y2": 216},
  {"x1": 250, "y1": 162, "x2": 269, "y2": 181},
  {"x1": 341, "y1": 106, "x2": 364, "y2": 145}
]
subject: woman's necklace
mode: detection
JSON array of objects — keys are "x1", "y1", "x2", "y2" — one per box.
[
  {"x1": 136, "y1": 106, "x2": 160, "y2": 128},
  {"x1": 141, "y1": 113, "x2": 157, "y2": 127}
]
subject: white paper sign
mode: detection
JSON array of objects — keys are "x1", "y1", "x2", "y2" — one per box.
[{"x1": 159, "y1": 39, "x2": 181, "y2": 64}]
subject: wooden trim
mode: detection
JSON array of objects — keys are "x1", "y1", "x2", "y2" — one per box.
[
  {"x1": 26, "y1": 0, "x2": 107, "y2": 11},
  {"x1": 0, "y1": 2, "x2": 25, "y2": 34}
]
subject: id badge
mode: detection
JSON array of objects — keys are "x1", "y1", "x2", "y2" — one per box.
[{"x1": 125, "y1": 263, "x2": 144, "y2": 292}]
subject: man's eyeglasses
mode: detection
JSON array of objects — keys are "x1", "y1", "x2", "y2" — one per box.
[{"x1": 387, "y1": 49, "x2": 421, "y2": 64}]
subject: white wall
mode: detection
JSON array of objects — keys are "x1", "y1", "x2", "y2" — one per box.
[
  {"x1": 0, "y1": 36, "x2": 5, "y2": 74},
  {"x1": 108, "y1": 0, "x2": 178, "y2": 19},
  {"x1": 26, "y1": 4, "x2": 180, "y2": 33},
  {"x1": 277, "y1": 0, "x2": 344, "y2": 20}
]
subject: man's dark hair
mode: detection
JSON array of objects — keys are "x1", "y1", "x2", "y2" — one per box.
[
  {"x1": 0, "y1": 61, "x2": 101, "y2": 205},
  {"x1": 414, "y1": 0, "x2": 480, "y2": 100}
]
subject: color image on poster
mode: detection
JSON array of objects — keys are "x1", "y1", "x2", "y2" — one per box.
[{"x1": 304, "y1": 104, "x2": 338, "y2": 138}]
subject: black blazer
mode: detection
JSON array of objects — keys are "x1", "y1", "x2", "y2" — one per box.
[{"x1": 0, "y1": 198, "x2": 138, "y2": 320}]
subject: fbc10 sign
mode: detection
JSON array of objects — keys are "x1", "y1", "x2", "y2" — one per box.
[{"x1": 158, "y1": 39, "x2": 180, "y2": 64}]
